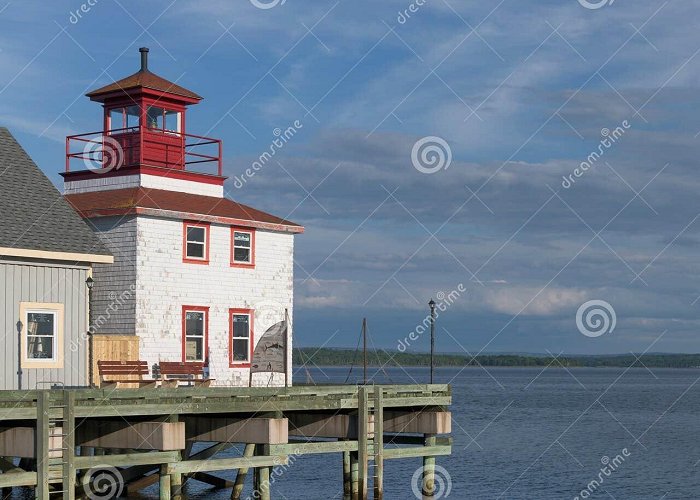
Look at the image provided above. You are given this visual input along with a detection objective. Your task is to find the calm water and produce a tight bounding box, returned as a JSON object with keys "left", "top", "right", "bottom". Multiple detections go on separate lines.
{"left": 16, "top": 367, "right": 700, "bottom": 499}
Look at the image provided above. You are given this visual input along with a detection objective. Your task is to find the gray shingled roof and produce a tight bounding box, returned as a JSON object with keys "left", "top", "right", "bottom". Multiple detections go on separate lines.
{"left": 0, "top": 127, "right": 111, "bottom": 258}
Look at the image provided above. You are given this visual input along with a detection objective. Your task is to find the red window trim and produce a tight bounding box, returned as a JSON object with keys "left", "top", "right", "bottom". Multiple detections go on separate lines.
{"left": 229, "top": 308, "right": 254, "bottom": 368}
{"left": 181, "top": 305, "right": 209, "bottom": 364}
{"left": 183, "top": 220, "right": 210, "bottom": 264}
{"left": 230, "top": 226, "right": 255, "bottom": 268}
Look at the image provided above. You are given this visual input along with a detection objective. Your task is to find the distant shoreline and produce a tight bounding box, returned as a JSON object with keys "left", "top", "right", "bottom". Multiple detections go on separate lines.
{"left": 293, "top": 348, "right": 700, "bottom": 369}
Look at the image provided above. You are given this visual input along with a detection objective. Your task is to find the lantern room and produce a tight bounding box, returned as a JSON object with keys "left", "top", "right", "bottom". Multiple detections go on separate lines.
{"left": 65, "top": 47, "right": 222, "bottom": 178}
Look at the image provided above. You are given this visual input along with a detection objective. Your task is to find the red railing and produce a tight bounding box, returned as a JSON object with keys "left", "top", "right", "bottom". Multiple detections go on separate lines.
{"left": 66, "top": 126, "right": 222, "bottom": 176}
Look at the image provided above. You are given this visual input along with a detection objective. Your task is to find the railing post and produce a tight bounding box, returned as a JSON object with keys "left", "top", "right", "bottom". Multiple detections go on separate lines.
{"left": 36, "top": 391, "right": 50, "bottom": 500}
{"left": 358, "top": 386, "right": 369, "bottom": 500}
{"left": 63, "top": 391, "right": 76, "bottom": 500}
{"left": 373, "top": 386, "right": 383, "bottom": 499}
{"left": 218, "top": 140, "right": 223, "bottom": 176}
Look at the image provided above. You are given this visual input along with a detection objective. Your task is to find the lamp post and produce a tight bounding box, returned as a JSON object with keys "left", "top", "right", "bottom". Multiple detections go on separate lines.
{"left": 86, "top": 276, "right": 94, "bottom": 387}
{"left": 429, "top": 298, "right": 436, "bottom": 384}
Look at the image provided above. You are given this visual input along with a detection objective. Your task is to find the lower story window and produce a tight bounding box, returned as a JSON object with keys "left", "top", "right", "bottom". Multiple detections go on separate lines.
{"left": 183, "top": 306, "right": 208, "bottom": 363}
{"left": 20, "top": 302, "right": 64, "bottom": 369}
{"left": 229, "top": 309, "right": 253, "bottom": 366}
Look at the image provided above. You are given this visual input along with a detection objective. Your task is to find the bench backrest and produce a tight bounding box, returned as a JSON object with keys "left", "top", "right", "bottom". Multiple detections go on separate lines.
{"left": 159, "top": 361, "right": 206, "bottom": 379}
{"left": 98, "top": 360, "right": 150, "bottom": 380}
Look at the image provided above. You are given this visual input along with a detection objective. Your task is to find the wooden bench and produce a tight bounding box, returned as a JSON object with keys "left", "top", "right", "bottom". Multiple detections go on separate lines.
{"left": 97, "top": 360, "right": 156, "bottom": 388}
{"left": 158, "top": 362, "right": 214, "bottom": 387}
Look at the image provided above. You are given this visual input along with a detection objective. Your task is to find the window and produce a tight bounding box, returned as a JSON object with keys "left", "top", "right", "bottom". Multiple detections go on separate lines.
{"left": 229, "top": 309, "right": 253, "bottom": 367}
{"left": 183, "top": 221, "right": 209, "bottom": 264}
{"left": 231, "top": 227, "right": 255, "bottom": 268}
{"left": 182, "top": 306, "right": 208, "bottom": 363}
{"left": 20, "top": 302, "right": 64, "bottom": 369}
{"left": 108, "top": 105, "right": 140, "bottom": 131}
{"left": 147, "top": 106, "right": 180, "bottom": 133}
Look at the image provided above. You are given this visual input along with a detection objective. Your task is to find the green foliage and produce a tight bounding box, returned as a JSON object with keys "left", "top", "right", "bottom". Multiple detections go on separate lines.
{"left": 293, "top": 348, "right": 700, "bottom": 368}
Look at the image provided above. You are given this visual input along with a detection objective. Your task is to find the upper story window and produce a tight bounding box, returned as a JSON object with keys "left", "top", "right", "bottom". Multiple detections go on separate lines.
{"left": 183, "top": 221, "right": 210, "bottom": 264}
{"left": 231, "top": 227, "right": 255, "bottom": 268}
{"left": 20, "top": 302, "right": 64, "bottom": 369}
{"left": 108, "top": 105, "right": 140, "bottom": 132}
{"left": 146, "top": 106, "right": 181, "bottom": 133}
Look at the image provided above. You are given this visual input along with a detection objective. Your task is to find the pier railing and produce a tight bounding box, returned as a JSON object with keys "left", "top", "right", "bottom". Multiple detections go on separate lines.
{"left": 0, "top": 384, "right": 452, "bottom": 499}
{"left": 65, "top": 126, "right": 223, "bottom": 176}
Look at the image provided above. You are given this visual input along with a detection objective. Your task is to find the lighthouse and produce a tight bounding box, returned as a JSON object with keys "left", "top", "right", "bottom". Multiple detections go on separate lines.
{"left": 63, "top": 48, "right": 303, "bottom": 387}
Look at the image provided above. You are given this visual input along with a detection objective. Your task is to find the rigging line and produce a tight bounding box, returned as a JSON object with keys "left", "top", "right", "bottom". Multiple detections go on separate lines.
{"left": 296, "top": 348, "right": 316, "bottom": 385}
{"left": 344, "top": 320, "right": 365, "bottom": 385}
{"left": 366, "top": 322, "right": 395, "bottom": 383}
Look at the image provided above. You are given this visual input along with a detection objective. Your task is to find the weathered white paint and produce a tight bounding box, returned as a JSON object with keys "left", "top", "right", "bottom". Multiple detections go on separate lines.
{"left": 65, "top": 173, "right": 223, "bottom": 197}
{"left": 139, "top": 174, "right": 223, "bottom": 197}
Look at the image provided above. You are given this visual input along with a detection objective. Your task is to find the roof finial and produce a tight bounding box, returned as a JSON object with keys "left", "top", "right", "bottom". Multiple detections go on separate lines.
{"left": 139, "top": 47, "right": 149, "bottom": 72}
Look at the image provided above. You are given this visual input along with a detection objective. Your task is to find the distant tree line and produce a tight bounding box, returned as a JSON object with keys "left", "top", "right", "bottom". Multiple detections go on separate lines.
{"left": 293, "top": 348, "right": 700, "bottom": 369}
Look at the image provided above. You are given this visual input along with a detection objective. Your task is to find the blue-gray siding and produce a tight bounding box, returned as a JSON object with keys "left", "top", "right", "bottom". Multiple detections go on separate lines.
{"left": 0, "top": 259, "right": 89, "bottom": 389}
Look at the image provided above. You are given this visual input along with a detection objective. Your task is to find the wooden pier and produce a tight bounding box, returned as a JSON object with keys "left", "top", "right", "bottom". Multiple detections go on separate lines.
{"left": 0, "top": 384, "right": 451, "bottom": 499}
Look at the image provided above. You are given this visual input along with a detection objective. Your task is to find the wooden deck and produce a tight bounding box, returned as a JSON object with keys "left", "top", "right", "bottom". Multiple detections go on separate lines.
{"left": 0, "top": 384, "right": 451, "bottom": 499}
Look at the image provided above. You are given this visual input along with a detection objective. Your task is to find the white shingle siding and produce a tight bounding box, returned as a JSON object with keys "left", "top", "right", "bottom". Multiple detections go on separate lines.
{"left": 89, "top": 214, "right": 295, "bottom": 386}
{"left": 64, "top": 175, "right": 141, "bottom": 194}
{"left": 89, "top": 216, "right": 137, "bottom": 334}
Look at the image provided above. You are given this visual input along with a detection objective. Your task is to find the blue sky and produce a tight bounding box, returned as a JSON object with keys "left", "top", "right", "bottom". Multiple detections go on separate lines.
{"left": 2, "top": 0, "right": 700, "bottom": 354}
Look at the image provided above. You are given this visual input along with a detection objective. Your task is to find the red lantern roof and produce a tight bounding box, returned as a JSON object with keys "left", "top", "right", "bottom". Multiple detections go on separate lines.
{"left": 86, "top": 47, "right": 202, "bottom": 102}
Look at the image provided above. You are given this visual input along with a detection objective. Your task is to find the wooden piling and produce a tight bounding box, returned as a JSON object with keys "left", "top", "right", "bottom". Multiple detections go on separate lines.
{"left": 160, "top": 464, "right": 171, "bottom": 500}
{"left": 231, "top": 443, "right": 255, "bottom": 500}
{"left": 343, "top": 447, "right": 351, "bottom": 500}
{"left": 350, "top": 451, "right": 359, "bottom": 500}
{"left": 422, "top": 435, "right": 437, "bottom": 498}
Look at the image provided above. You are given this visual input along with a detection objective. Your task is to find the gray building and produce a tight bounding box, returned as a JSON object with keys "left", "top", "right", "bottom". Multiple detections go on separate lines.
{"left": 0, "top": 128, "right": 113, "bottom": 390}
